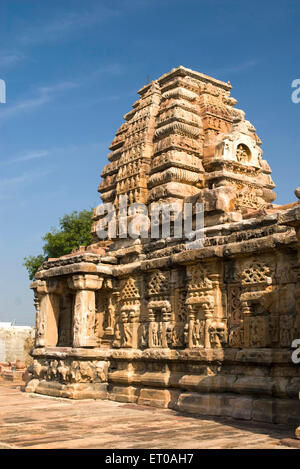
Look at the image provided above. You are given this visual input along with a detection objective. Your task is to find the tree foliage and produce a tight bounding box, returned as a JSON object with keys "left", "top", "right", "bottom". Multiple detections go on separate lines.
{"left": 23, "top": 255, "right": 46, "bottom": 282}
{"left": 24, "top": 209, "right": 93, "bottom": 280}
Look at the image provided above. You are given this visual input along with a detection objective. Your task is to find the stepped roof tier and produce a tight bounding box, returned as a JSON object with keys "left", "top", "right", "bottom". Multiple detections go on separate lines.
{"left": 94, "top": 65, "right": 276, "bottom": 247}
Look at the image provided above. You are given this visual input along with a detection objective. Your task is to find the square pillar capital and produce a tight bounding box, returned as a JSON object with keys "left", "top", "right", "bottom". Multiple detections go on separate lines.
{"left": 68, "top": 274, "right": 103, "bottom": 291}
{"left": 31, "top": 278, "right": 63, "bottom": 296}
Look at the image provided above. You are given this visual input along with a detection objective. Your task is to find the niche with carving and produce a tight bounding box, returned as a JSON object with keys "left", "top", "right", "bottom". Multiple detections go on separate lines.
{"left": 236, "top": 143, "right": 251, "bottom": 163}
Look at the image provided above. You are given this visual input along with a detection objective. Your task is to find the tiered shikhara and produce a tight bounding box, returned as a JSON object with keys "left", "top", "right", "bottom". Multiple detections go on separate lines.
{"left": 26, "top": 67, "right": 300, "bottom": 430}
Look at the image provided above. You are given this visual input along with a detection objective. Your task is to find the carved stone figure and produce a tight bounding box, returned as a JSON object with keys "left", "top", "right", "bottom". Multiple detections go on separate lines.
{"left": 192, "top": 319, "right": 202, "bottom": 347}
{"left": 112, "top": 323, "right": 121, "bottom": 348}
{"left": 140, "top": 323, "right": 148, "bottom": 348}
{"left": 236, "top": 144, "right": 250, "bottom": 163}
{"left": 27, "top": 66, "right": 300, "bottom": 434}
{"left": 208, "top": 321, "right": 227, "bottom": 348}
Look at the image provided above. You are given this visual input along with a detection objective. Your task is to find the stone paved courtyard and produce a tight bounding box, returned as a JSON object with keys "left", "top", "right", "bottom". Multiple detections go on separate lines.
{"left": 0, "top": 382, "right": 298, "bottom": 449}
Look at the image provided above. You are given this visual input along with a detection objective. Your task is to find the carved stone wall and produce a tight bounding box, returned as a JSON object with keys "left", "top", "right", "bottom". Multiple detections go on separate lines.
{"left": 26, "top": 67, "right": 300, "bottom": 431}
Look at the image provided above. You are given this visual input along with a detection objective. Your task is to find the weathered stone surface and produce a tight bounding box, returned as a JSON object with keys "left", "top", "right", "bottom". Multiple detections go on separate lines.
{"left": 252, "top": 399, "right": 274, "bottom": 423}
{"left": 175, "top": 393, "right": 253, "bottom": 420}
{"left": 26, "top": 66, "right": 300, "bottom": 436}
{"left": 108, "top": 385, "right": 139, "bottom": 403}
{"left": 0, "top": 382, "right": 296, "bottom": 449}
{"left": 274, "top": 399, "right": 300, "bottom": 426}
{"left": 138, "top": 388, "right": 178, "bottom": 408}
{"left": 0, "top": 323, "right": 34, "bottom": 364}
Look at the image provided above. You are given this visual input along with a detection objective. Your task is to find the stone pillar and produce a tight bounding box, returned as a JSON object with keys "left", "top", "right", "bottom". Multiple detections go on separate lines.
{"left": 68, "top": 274, "right": 103, "bottom": 348}
{"left": 31, "top": 279, "right": 62, "bottom": 347}
{"left": 278, "top": 192, "right": 300, "bottom": 439}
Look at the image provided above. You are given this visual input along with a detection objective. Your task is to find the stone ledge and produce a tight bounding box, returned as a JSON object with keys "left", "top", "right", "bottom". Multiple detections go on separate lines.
{"left": 31, "top": 346, "right": 294, "bottom": 364}
{"left": 28, "top": 378, "right": 299, "bottom": 426}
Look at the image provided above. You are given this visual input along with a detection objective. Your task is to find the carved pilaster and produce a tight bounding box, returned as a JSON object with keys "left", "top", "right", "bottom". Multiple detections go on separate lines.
{"left": 68, "top": 274, "right": 103, "bottom": 347}
{"left": 31, "top": 279, "right": 63, "bottom": 347}
{"left": 204, "top": 304, "right": 214, "bottom": 349}
{"left": 146, "top": 270, "right": 171, "bottom": 349}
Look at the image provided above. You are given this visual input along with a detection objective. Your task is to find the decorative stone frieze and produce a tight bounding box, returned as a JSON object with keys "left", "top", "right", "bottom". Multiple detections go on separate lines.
{"left": 27, "top": 67, "right": 300, "bottom": 432}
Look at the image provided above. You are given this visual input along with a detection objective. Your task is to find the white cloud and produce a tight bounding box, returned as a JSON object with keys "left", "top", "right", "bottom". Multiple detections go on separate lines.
{"left": 0, "top": 169, "right": 53, "bottom": 202}
{"left": 0, "top": 94, "right": 50, "bottom": 119}
{"left": 89, "top": 63, "right": 124, "bottom": 79}
{"left": 0, "top": 169, "right": 52, "bottom": 210}
{"left": 213, "top": 60, "right": 261, "bottom": 76}
{"left": 0, "top": 80, "right": 79, "bottom": 120}
{"left": 0, "top": 6, "right": 119, "bottom": 72}
{"left": 0, "top": 141, "right": 105, "bottom": 169}
{"left": 0, "top": 169, "right": 51, "bottom": 189}
{"left": 18, "top": 5, "right": 118, "bottom": 46}
{"left": 37, "top": 81, "right": 79, "bottom": 95}
{"left": 0, "top": 63, "right": 124, "bottom": 120}
{"left": 0, "top": 150, "right": 49, "bottom": 166}
{"left": 49, "top": 141, "right": 107, "bottom": 156}
{"left": 0, "top": 52, "right": 26, "bottom": 68}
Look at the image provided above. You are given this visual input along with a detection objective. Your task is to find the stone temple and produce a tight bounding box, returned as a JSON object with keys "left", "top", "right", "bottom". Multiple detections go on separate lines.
{"left": 26, "top": 66, "right": 300, "bottom": 433}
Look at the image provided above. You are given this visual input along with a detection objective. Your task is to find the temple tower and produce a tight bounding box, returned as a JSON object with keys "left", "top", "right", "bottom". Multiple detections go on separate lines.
{"left": 94, "top": 66, "right": 276, "bottom": 246}
{"left": 27, "top": 67, "right": 300, "bottom": 431}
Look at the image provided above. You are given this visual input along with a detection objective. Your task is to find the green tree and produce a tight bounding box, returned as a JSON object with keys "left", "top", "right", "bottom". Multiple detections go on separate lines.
{"left": 23, "top": 254, "right": 46, "bottom": 282}
{"left": 24, "top": 209, "right": 94, "bottom": 280}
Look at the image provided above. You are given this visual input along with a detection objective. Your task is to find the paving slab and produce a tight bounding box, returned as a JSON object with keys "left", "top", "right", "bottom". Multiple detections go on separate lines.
{"left": 0, "top": 382, "right": 298, "bottom": 449}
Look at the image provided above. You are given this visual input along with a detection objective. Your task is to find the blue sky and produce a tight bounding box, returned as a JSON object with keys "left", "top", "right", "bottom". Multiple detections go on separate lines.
{"left": 0, "top": 0, "right": 299, "bottom": 325}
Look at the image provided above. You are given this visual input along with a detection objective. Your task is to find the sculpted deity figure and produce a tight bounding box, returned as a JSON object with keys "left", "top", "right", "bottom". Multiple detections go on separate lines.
{"left": 157, "top": 322, "right": 163, "bottom": 347}
{"left": 106, "top": 300, "right": 115, "bottom": 330}
{"left": 123, "top": 326, "right": 132, "bottom": 347}
{"left": 151, "top": 322, "right": 163, "bottom": 347}
{"left": 192, "top": 319, "right": 201, "bottom": 347}
{"left": 166, "top": 324, "right": 173, "bottom": 347}
{"left": 140, "top": 324, "right": 148, "bottom": 348}
{"left": 152, "top": 322, "right": 158, "bottom": 347}
{"left": 236, "top": 144, "right": 250, "bottom": 163}
{"left": 184, "top": 324, "right": 189, "bottom": 347}
{"left": 120, "top": 312, "right": 132, "bottom": 347}
{"left": 113, "top": 323, "right": 121, "bottom": 348}
{"left": 209, "top": 321, "right": 227, "bottom": 348}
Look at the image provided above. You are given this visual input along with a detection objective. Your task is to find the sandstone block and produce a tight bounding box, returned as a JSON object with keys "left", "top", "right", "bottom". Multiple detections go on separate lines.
{"left": 138, "top": 388, "right": 178, "bottom": 408}
{"left": 108, "top": 385, "right": 139, "bottom": 403}
{"left": 252, "top": 399, "right": 275, "bottom": 423}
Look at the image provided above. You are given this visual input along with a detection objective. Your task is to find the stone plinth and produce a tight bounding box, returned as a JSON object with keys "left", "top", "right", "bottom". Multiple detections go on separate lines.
{"left": 26, "top": 67, "right": 300, "bottom": 432}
